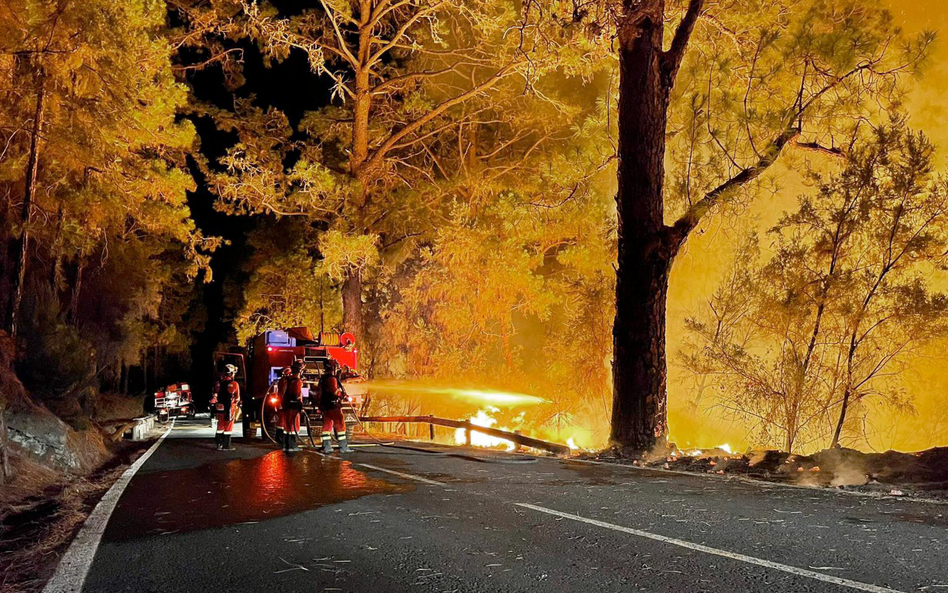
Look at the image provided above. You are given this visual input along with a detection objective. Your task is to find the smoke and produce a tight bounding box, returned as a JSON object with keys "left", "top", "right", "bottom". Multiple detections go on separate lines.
{"left": 362, "top": 380, "right": 548, "bottom": 407}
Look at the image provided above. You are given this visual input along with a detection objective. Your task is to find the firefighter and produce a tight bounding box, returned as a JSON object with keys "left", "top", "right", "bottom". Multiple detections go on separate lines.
{"left": 213, "top": 364, "right": 240, "bottom": 450}
{"left": 272, "top": 366, "right": 292, "bottom": 447}
{"left": 280, "top": 360, "right": 304, "bottom": 452}
{"left": 318, "top": 359, "right": 351, "bottom": 454}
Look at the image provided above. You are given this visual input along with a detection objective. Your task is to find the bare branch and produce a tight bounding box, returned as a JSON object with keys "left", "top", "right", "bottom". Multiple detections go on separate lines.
{"left": 662, "top": 0, "right": 704, "bottom": 88}
{"left": 667, "top": 126, "right": 800, "bottom": 251}
{"left": 363, "top": 63, "right": 518, "bottom": 171}
{"left": 793, "top": 139, "right": 846, "bottom": 158}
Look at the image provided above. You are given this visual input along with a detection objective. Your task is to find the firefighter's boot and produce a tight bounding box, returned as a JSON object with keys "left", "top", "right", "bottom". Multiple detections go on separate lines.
{"left": 286, "top": 433, "right": 301, "bottom": 452}
{"left": 337, "top": 432, "right": 352, "bottom": 454}
{"left": 275, "top": 429, "right": 285, "bottom": 448}
{"left": 321, "top": 433, "right": 333, "bottom": 454}
{"left": 215, "top": 433, "right": 223, "bottom": 450}
{"left": 222, "top": 434, "right": 235, "bottom": 451}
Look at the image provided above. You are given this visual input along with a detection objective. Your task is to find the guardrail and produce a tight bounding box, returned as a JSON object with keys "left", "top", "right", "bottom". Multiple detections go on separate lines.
{"left": 104, "top": 415, "right": 156, "bottom": 442}
{"left": 359, "top": 415, "right": 571, "bottom": 456}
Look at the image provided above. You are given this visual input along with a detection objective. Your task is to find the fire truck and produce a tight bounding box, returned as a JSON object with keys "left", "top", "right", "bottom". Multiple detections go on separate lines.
{"left": 154, "top": 383, "right": 195, "bottom": 422}
{"left": 214, "top": 327, "right": 366, "bottom": 441}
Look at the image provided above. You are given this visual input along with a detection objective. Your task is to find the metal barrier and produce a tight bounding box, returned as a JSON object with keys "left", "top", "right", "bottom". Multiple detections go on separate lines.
{"left": 105, "top": 415, "right": 156, "bottom": 442}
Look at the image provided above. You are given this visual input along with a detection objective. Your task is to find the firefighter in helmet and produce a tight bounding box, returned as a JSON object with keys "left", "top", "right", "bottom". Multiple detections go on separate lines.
{"left": 318, "top": 359, "right": 351, "bottom": 454}
{"left": 213, "top": 364, "right": 240, "bottom": 450}
{"left": 271, "top": 366, "right": 293, "bottom": 446}
{"left": 279, "top": 360, "right": 304, "bottom": 452}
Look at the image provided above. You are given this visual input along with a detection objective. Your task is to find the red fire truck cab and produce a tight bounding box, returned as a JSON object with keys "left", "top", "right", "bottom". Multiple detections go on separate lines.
{"left": 214, "top": 327, "right": 365, "bottom": 440}
{"left": 154, "top": 383, "right": 195, "bottom": 422}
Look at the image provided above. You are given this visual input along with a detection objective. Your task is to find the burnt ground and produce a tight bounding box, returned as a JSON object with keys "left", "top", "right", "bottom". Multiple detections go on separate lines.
{"left": 34, "top": 417, "right": 948, "bottom": 593}
{"left": 584, "top": 446, "right": 948, "bottom": 500}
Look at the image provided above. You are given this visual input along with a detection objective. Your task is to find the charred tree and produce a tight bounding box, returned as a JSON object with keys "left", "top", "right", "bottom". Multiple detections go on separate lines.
{"left": 610, "top": 0, "right": 702, "bottom": 453}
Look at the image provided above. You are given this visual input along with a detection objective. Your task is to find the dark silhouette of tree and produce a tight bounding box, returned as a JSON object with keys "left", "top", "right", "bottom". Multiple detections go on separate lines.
{"left": 530, "top": 0, "right": 932, "bottom": 453}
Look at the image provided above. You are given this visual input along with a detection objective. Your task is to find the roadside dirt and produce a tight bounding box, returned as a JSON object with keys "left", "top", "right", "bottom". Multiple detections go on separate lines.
{"left": 0, "top": 432, "right": 159, "bottom": 593}
{"left": 585, "top": 446, "right": 948, "bottom": 500}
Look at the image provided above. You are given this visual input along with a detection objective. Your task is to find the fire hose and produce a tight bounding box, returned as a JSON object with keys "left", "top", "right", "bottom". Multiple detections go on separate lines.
{"left": 259, "top": 397, "right": 320, "bottom": 448}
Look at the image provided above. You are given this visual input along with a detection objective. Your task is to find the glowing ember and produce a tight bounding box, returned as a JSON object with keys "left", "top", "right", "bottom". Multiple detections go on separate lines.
{"left": 454, "top": 408, "right": 515, "bottom": 451}
{"left": 718, "top": 444, "right": 733, "bottom": 454}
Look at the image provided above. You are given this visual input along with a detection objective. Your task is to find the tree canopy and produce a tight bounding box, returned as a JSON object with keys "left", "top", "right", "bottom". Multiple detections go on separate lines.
{"left": 2, "top": 0, "right": 945, "bottom": 455}
{"left": 0, "top": 0, "right": 214, "bottom": 417}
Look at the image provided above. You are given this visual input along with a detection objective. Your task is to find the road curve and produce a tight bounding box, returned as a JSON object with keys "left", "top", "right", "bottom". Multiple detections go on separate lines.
{"left": 60, "top": 418, "right": 948, "bottom": 593}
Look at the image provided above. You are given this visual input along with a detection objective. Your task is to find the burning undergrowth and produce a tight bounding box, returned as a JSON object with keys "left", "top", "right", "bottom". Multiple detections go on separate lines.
{"left": 589, "top": 445, "right": 948, "bottom": 498}
{"left": 361, "top": 380, "right": 605, "bottom": 451}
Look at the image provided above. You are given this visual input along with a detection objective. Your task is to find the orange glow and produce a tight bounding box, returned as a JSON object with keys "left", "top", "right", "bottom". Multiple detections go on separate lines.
{"left": 364, "top": 380, "right": 547, "bottom": 407}
{"left": 454, "top": 408, "right": 515, "bottom": 450}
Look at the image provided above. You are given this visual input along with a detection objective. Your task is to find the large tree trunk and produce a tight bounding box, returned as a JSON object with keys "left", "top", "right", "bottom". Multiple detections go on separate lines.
{"left": 610, "top": 9, "right": 673, "bottom": 454}
{"left": 5, "top": 71, "right": 46, "bottom": 341}
{"left": 343, "top": 54, "right": 371, "bottom": 355}
{"left": 342, "top": 272, "right": 364, "bottom": 341}
{"left": 611, "top": 253, "right": 672, "bottom": 452}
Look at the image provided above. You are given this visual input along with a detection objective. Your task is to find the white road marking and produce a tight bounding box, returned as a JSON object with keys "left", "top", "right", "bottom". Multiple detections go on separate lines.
{"left": 43, "top": 422, "right": 174, "bottom": 593}
{"left": 357, "top": 463, "right": 447, "bottom": 486}
{"left": 516, "top": 503, "right": 904, "bottom": 593}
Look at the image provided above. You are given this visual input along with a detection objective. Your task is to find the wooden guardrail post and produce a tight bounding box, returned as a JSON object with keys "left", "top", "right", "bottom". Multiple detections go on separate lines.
{"left": 464, "top": 420, "right": 472, "bottom": 446}
{"left": 429, "top": 422, "right": 435, "bottom": 441}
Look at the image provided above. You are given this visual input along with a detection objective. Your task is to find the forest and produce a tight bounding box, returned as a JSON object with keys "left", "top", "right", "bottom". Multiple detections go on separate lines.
{"left": 2, "top": 0, "right": 946, "bottom": 459}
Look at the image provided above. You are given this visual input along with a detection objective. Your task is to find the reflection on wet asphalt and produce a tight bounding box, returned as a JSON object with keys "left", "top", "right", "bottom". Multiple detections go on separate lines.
{"left": 103, "top": 442, "right": 412, "bottom": 540}
{"left": 80, "top": 420, "right": 948, "bottom": 593}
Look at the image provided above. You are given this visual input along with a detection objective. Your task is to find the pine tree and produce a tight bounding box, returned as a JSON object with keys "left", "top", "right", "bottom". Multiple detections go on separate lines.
{"left": 0, "top": 0, "right": 214, "bottom": 399}
{"left": 681, "top": 124, "right": 948, "bottom": 451}
{"left": 173, "top": 0, "right": 571, "bottom": 349}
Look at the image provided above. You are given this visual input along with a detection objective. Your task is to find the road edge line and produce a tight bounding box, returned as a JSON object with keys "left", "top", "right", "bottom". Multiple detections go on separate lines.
{"left": 42, "top": 422, "right": 174, "bottom": 593}
{"left": 515, "top": 502, "right": 904, "bottom": 593}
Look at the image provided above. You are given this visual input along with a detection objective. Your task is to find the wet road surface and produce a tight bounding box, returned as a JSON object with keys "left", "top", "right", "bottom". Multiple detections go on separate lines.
{"left": 77, "top": 418, "right": 948, "bottom": 592}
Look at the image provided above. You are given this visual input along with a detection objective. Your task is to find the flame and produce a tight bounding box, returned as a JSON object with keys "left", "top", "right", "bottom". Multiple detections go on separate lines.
{"left": 566, "top": 437, "right": 579, "bottom": 450}
{"left": 363, "top": 380, "right": 548, "bottom": 407}
{"left": 454, "top": 408, "right": 515, "bottom": 451}
{"left": 718, "top": 443, "right": 733, "bottom": 454}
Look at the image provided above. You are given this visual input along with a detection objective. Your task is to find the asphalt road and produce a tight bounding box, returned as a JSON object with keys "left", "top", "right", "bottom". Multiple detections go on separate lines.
{"left": 69, "top": 418, "right": 948, "bottom": 593}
